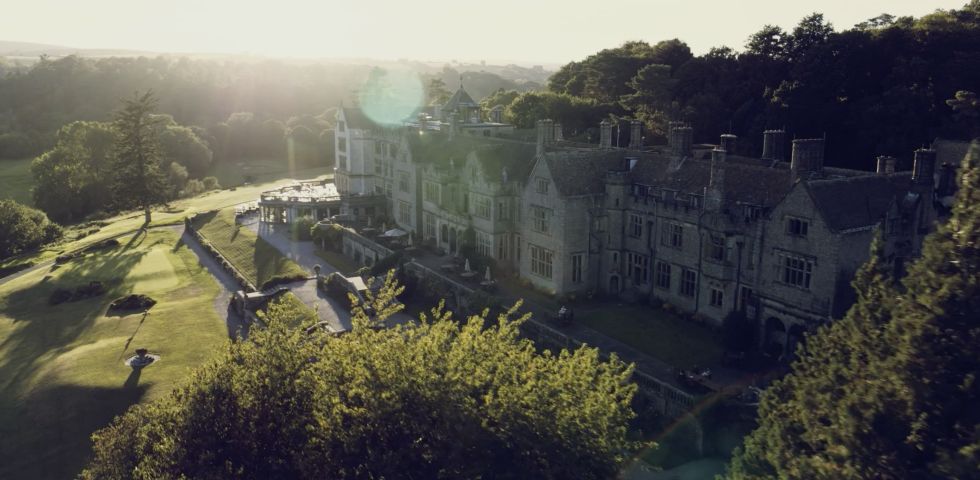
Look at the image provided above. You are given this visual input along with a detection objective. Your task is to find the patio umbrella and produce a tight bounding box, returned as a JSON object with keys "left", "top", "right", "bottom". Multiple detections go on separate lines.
{"left": 383, "top": 228, "right": 408, "bottom": 238}
{"left": 484, "top": 266, "right": 491, "bottom": 282}
{"left": 464, "top": 258, "right": 471, "bottom": 273}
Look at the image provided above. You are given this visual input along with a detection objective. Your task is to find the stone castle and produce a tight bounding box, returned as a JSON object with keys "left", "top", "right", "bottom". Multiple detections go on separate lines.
{"left": 329, "top": 85, "right": 939, "bottom": 355}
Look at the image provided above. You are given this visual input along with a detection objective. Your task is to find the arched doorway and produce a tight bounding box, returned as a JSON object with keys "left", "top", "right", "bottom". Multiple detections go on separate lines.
{"left": 609, "top": 275, "right": 620, "bottom": 293}
{"left": 441, "top": 224, "right": 449, "bottom": 244}
{"left": 786, "top": 324, "right": 807, "bottom": 360}
{"left": 449, "top": 228, "right": 457, "bottom": 254}
{"left": 765, "top": 317, "right": 787, "bottom": 359}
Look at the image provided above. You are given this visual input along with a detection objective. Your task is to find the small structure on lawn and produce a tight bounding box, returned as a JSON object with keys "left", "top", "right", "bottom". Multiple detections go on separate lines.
{"left": 258, "top": 180, "right": 384, "bottom": 225}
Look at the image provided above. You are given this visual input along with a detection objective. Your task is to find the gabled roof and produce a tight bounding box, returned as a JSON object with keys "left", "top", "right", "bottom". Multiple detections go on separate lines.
{"left": 443, "top": 87, "right": 479, "bottom": 112}
{"left": 339, "top": 107, "right": 379, "bottom": 130}
{"left": 805, "top": 173, "right": 914, "bottom": 232}
{"left": 544, "top": 151, "right": 626, "bottom": 196}
{"left": 628, "top": 151, "right": 794, "bottom": 208}
{"left": 406, "top": 133, "right": 536, "bottom": 183}
{"left": 932, "top": 138, "right": 972, "bottom": 167}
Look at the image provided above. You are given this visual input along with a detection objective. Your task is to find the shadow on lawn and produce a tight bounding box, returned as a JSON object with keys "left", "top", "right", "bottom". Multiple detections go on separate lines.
{"left": 0, "top": 382, "right": 150, "bottom": 480}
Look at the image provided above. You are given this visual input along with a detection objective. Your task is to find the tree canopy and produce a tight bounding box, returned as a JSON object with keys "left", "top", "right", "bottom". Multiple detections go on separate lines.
{"left": 112, "top": 91, "right": 169, "bottom": 224}
{"left": 83, "top": 274, "right": 637, "bottom": 479}
{"left": 0, "top": 199, "right": 62, "bottom": 259}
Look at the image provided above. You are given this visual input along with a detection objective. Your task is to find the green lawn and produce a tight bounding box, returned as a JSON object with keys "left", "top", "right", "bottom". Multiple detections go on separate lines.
{"left": 0, "top": 228, "right": 229, "bottom": 479}
{"left": 208, "top": 158, "right": 332, "bottom": 188}
{"left": 192, "top": 209, "right": 308, "bottom": 289}
{"left": 579, "top": 305, "right": 724, "bottom": 368}
{"left": 0, "top": 158, "right": 34, "bottom": 205}
{"left": 0, "top": 168, "right": 332, "bottom": 271}
{"left": 314, "top": 247, "right": 360, "bottom": 276}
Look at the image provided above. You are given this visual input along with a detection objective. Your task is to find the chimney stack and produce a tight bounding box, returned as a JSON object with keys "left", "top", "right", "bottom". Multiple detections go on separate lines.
{"left": 913, "top": 148, "right": 937, "bottom": 186}
{"left": 669, "top": 126, "right": 693, "bottom": 158}
{"left": 536, "top": 119, "right": 551, "bottom": 156}
{"left": 599, "top": 119, "right": 613, "bottom": 148}
{"left": 876, "top": 156, "right": 896, "bottom": 175}
{"left": 704, "top": 147, "right": 726, "bottom": 211}
{"left": 790, "top": 138, "right": 825, "bottom": 180}
{"left": 720, "top": 134, "right": 737, "bottom": 154}
{"left": 762, "top": 129, "right": 786, "bottom": 162}
{"left": 629, "top": 120, "right": 642, "bottom": 150}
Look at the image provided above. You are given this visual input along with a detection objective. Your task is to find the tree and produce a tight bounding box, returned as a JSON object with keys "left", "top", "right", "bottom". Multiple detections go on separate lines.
{"left": 83, "top": 273, "right": 637, "bottom": 479}
{"left": 0, "top": 199, "right": 62, "bottom": 259}
{"left": 112, "top": 91, "right": 170, "bottom": 225}
{"left": 426, "top": 77, "right": 451, "bottom": 105}
{"left": 158, "top": 124, "right": 213, "bottom": 177}
{"left": 31, "top": 121, "right": 116, "bottom": 222}
{"left": 727, "top": 143, "right": 980, "bottom": 479}
{"left": 745, "top": 25, "right": 789, "bottom": 59}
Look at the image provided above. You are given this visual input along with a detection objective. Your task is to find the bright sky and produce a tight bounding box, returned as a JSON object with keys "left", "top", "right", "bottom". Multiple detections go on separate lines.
{"left": 1, "top": 0, "right": 967, "bottom": 65}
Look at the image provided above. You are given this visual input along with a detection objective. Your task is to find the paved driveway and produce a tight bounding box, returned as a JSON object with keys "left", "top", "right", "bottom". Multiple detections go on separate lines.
{"left": 241, "top": 215, "right": 412, "bottom": 329}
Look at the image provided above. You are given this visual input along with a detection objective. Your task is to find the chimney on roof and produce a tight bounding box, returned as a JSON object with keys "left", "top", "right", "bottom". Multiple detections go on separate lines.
{"left": 791, "top": 138, "right": 825, "bottom": 180}
{"left": 600, "top": 119, "right": 613, "bottom": 148}
{"left": 670, "top": 126, "right": 693, "bottom": 158}
{"left": 537, "top": 119, "right": 555, "bottom": 156}
{"left": 629, "top": 120, "right": 643, "bottom": 150}
{"left": 720, "top": 134, "right": 737, "bottom": 154}
{"left": 762, "top": 129, "right": 786, "bottom": 162}
{"left": 912, "top": 148, "right": 937, "bottom": 186}
{"left": 876, "top": 156, "right": 896, "bottom": 175}
{"left": 667, "top": 121, "right": 685, "bottom": 147}
{"left": 705, "top": 147, "right": 726, "bottom": 211}
{"left": 554, "top": 122, "right": 564, "bottom": 142}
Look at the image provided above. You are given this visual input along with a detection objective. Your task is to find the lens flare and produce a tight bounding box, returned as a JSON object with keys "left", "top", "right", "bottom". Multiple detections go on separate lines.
{"left": 358, "top": 68, "right": 424, "bottom": 126}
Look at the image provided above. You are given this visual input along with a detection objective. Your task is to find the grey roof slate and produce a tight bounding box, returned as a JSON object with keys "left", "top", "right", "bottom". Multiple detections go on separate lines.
{"left": 805, "top": 173, "right": 915, "bottom": 232}
{"left": 407, "top": 133, "right": 536, "bottom": 183}
{"left": 443, "top": 87, "right": 479, "bottom": 112}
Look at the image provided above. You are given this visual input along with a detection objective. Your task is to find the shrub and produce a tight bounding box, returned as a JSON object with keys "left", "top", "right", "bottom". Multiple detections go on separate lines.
{"left": 108, "top": 294, "right": 157, "bottom": 312}
{"left": 290, "top": 216, "right": 316, "bottom": 241}
{"left": 0, "top": 199, "right": 64, "bottom": 259}
{"left": 202, "top": 176, "right": 221, "bottom": 190}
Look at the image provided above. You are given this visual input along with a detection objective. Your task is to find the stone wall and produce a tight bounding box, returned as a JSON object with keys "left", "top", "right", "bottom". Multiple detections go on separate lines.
{"left": 341, "top": 229, "right": 394, "bottom": 269}
{"left": 185, "top": 214, "right": 257, "bottom": 293}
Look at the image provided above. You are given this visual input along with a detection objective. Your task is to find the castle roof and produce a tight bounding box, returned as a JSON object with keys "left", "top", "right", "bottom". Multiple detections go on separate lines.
{"left": 339, "top": 107, "right": 379, "bottom": 130}
{"left": 544, "top": 150, "right": 626, "bottom": 196}
{"left": 806, "top": 173, "right": 915, "bottom": 232}
{"left": 406, "top": 133, "right": 536, "bottom": 183}
{"left": 443, "top": 87, "right": 479, "bottom": 112}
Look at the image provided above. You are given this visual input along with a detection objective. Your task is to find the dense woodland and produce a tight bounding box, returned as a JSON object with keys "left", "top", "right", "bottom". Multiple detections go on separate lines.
{"left": 496, "top": 4, "right": 980, "bottom": 171}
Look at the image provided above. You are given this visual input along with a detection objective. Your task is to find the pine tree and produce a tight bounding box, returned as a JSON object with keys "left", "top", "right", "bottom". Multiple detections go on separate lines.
{"left": 112, "top": 91, "right": 169, "bottom": 225}
{"left": 887, "top": 142, "right": 980, "bottom": 477}
{"left": 728, "top": 143, "right": 980, "bottom": 479}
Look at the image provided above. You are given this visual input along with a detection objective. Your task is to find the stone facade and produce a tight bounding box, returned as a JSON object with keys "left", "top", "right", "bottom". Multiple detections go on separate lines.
{"left": 330, "top": 87, "right": 940, "bottom": 356}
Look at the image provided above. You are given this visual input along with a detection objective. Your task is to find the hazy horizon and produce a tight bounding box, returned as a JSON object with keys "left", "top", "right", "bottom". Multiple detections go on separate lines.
{"left": 1, "top": 0, "right": 967, "bottom": 65}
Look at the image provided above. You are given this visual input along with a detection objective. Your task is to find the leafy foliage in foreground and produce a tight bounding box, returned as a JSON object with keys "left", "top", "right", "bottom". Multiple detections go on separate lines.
{"left": 727, "top": 142, "right": 980, "bottom": 479}
{"left": 83, "top": 272, "right": 636, "bottom": 479}
{"left": 0, "top": 199, "right": 62, "bottom": 259}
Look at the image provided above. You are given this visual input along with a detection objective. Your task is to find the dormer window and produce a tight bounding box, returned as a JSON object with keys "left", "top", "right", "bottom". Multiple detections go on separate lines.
{"left": 535, "top": 177, "right": 549, "bottom": 194}
{"left": 786, "top": 217, "right": 809, "bottom": 237}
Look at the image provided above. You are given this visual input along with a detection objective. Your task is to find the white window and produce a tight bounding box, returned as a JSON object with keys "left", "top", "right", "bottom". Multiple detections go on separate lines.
{"left": 629, "top": 214, "right": 643, "bottom": 238}
{"left": 529, "top": 244, "right": 554, "bottom": 279}
{"left": 385, "top": 182, "right": 392, "bottom": 198}
{"left": 338, "top": 138, "right": 347, "bottom": 153}
{"left": 536, "top": 177, "right": 549, "bottom": 194}
{"left": 531, "top": 206, "right": 550, "bottom": 234}
{"left": 778, "top": 252, "right": 813, "bottom": 289}
{"left": 655, "top": 261, "right": 671, "bottom": 290}
{"left": 571, "top": 253, "right": 584, "bottom": 283}
{"left": 497, "top": 200, "right": 509, "bottom": 220}
{"left": 710, "top": 287, "right": 724, "bottom": 307}
{"left": 398, "top": 201, "right": 411, "bottom": 224}
{"left": 661, "top": 222, "right": 683, "bottom": 248}
{"left": 708, "top": 235, "right": 726, "bottom": 261}
{"left": 680, "top": 269, "right": 697, "bottom": 297}
{"left": 476, "top": 231, "right": 493, "bottom": 257}
{"left": 786, "top": 217, "right": 809, "bottom": 237}
{"left": 627, "top": 252, "right": 649, "bottom": 284}
{"left": 424, "top": 181, "right": 439, "bottom": 202}
{"left": 398, "top": 172, "right": 410, "bottom": 193}
{"left": 338, "top": 154, "right": 347, "bottom": 171}
{"left": 474, "top": 194, "right": 491, "bottom": 219}
{"left": 424, "top": 213, "right": 436, "bottom": 240}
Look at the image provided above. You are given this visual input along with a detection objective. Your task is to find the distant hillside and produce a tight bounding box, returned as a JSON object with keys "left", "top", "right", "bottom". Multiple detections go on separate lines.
{"left": 0, "top": 40, "right": 148, "bottom": 58}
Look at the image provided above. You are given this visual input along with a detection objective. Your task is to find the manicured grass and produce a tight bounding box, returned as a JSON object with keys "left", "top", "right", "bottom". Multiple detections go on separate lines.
{"left": 208, "top": 158, "right": 330, "bottom": 188}
{"left": 0, "top": 168, "right": 332, "bottom": 271}
{"left": 578, "top": 305, "right": 724, "bottom": 368}
{"left": 314, "top": 247, "right": 360, "bottom": 276}
{"left": 0, "top": 158, "right": 34, "bottom": 205}
{"left": 0, "top": 228, "right": 229, "bottom": 479}
{"left": 192, "top": 209, "right": 308, "bottom": 288}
